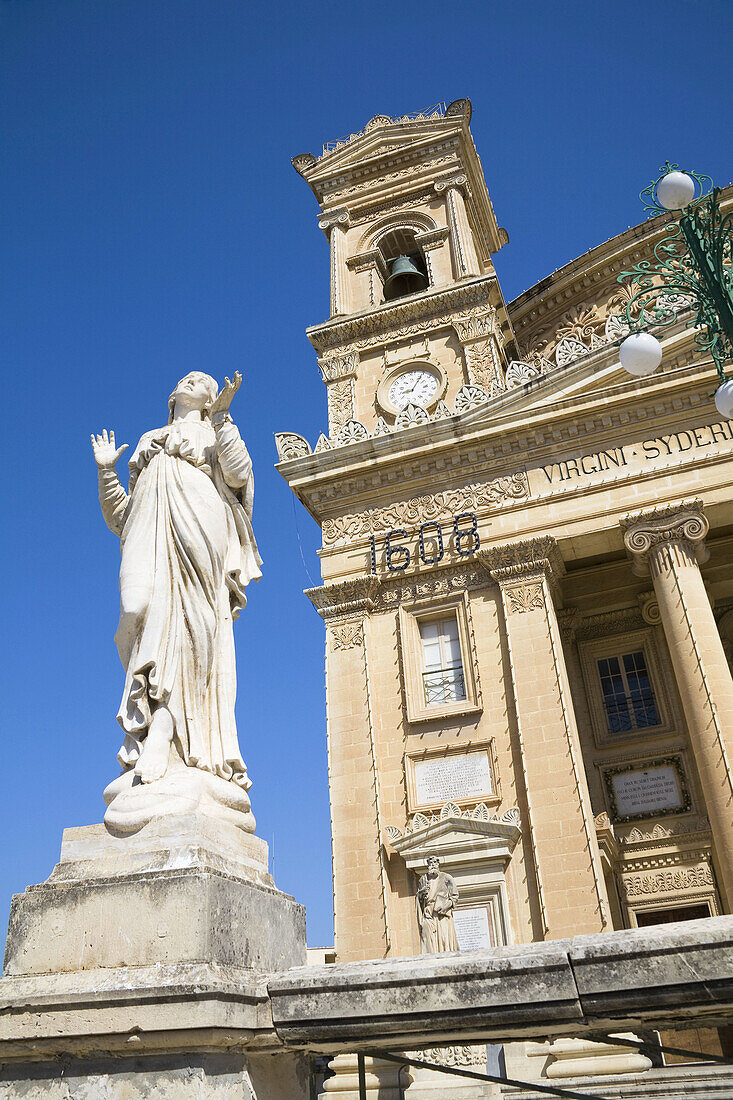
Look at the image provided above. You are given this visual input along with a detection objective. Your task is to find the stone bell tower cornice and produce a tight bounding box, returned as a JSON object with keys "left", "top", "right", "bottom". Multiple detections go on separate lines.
{"left": 292, "top": 99, "right": 509, "bottom": 264}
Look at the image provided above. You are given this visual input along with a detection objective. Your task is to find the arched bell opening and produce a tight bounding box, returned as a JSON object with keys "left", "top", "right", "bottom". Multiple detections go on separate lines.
{"left": 377, "top": 228, "right": 429, "bottom": 301}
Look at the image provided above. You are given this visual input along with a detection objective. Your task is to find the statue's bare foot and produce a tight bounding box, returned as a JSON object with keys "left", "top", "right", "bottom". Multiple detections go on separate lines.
{"left": 134, "top": 738, "right": 170, "bottom": 784}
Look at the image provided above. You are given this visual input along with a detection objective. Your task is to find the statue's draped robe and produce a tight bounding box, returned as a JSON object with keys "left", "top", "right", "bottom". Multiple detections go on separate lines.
{"left": 106, "top": 419, "right": 262, "bottom": 788}
{"left": 416, "top": 871, "right": 460, "bottom": 953}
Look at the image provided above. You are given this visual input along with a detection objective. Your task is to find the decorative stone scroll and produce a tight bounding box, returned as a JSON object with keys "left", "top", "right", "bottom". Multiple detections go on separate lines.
{"left": 621, "top": 499, "right": 709, "bottom": 576}
{"left": 275, "top": 432, "right": 312, "bottom": 461}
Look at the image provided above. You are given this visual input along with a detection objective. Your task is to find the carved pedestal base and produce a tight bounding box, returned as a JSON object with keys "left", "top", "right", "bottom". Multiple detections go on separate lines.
{"left": 103, "top": 755, "right": 256, "bottom": 834}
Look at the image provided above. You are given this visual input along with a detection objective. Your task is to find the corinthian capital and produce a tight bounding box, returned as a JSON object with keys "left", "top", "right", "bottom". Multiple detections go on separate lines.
{"left": 620, "top": 499, "right": 709, "bottom": 576}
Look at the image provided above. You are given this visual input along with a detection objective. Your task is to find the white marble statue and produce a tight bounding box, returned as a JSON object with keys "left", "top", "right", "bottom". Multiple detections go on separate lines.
{"left": 92, "top": 371, "right": 262, "bottom": 832}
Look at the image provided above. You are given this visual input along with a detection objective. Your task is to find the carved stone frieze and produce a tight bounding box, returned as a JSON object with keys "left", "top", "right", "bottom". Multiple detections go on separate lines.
{"left": 306, "top": 576, "right": 380, "bottom": 620}
{"left": 324, "top": 155, "right": 457, "bottom": 204}
{"left": 574, "top": 606, "right": 645, "bottom": 640}
{"left": 621, "top": 863, "right": 714, "bottom": 899}
{"left": 409, "top": 1045, "right": 487, "bottom": 1068}
{"left": 321, "top": 471, "right": 529, "bottom": 547}
{"left": 372, "top": 563, "right": 491, "bottom": 610}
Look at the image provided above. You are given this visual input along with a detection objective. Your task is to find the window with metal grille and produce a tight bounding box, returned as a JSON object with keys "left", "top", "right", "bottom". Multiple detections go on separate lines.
{"left": 597, "top": 650, "right": 660, "bottom": 734}
{"left": 419, "top": 616, "right": 466, "bottom": 707}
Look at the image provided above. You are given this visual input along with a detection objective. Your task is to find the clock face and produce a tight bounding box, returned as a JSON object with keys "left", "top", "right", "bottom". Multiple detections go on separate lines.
{"left": 387, "top": 369, "right": 440, "bottom": 411}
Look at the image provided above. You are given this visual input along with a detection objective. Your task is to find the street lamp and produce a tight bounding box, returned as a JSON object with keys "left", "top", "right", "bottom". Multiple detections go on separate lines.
{"left": 617, "top": 162, "right": 733, "bottom": 418}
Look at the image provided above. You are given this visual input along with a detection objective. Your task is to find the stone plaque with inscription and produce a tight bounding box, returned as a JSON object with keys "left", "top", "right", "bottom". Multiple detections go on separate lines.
{"left": 608, "top": 762, "right": 687, "bottom": 820}
{"left": 413, "top": 749, "right": 492, "bottom": 808}
{"left": 453, "top": 906, "right": 493, "bottom": 950}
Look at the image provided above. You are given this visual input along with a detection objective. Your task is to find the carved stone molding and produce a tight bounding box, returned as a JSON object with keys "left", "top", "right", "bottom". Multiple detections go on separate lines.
{"left": 329, "top": 619, "right": 365, "bottom": 650}
{"left": 479, "top": 536, "right": 566, "bottom": 584}
{"left": 321, "top": 471, "right": 529, "bottom": 547}
{"left": 372, "top": 563, "right": 491, "bottom": 610}
{"left": 306, "top": 576, "right": 380, "bottom": 620}
{"left": 318, "top": 352, "right": 359, "bottom": 382}
{"left": 451, "top": 307, "right": 496, "bottom": 343}
{"left": 408, "top": 1045, "right": 486, "bottom": 1069}
{"left": 505, "top": 583, "right": 544, "bottom": 615}
{"left": 307, "top": 279, "right": 495, "bottom": 357}
{"left": 621, "top": 499, "right": 710, "bottom": 577}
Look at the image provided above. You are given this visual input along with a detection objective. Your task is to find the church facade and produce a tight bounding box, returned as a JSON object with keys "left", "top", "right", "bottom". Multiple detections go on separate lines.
{"left": 276, "top": 100, "right": 733, "bottom": 1086}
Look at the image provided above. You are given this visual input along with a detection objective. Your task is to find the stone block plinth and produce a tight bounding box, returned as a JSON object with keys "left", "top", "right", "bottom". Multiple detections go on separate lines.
{"left": 4, "top": 815, "right": 305, "bottom": 978}
{"left": 0, "top": 814, "right": 309, "bottom": 1099}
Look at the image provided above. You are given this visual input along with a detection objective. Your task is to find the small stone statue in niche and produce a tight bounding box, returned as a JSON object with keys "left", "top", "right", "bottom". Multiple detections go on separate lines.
{"left": 416, "top": 855, "right": 459, "bottom": 952}
{"left": 91, "top": 370, "right": 262, "bottom": 834}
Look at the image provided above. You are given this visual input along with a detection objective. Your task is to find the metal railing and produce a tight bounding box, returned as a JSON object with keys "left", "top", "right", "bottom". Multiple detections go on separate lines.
{"left": 422, "top": 665, "right": 466, "bottom": 706}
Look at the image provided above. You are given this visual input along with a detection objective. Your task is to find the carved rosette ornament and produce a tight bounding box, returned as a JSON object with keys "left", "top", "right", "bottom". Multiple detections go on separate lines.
{"left": 621, "top": 500, "right": 710, "bottom": 578}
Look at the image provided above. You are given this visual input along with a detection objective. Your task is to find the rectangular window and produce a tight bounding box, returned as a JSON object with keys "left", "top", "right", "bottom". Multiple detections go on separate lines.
{"left": 419, "top": 616, "right": 466, "bottom": 707}
{"left": 398, "top": 595, "right": 480, "bottom": 723}
{"left": 597, "top": 650, "right": 660, "bottom": 734}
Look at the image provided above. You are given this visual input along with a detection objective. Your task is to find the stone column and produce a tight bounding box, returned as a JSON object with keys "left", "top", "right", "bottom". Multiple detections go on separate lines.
{"left": 307, "top": 578, "right": 391, "bottom": 961}
{"left": 481, "top": 538, "right": 610, "bottom": 938}
{"left": 621, "top": 500, "right": 733, "bottom": 908}
{"left": 319, "top": 209, "right": 351, "bottom": 316}
{"left": 435, "top": 174, "right": 480, "bottom": 279}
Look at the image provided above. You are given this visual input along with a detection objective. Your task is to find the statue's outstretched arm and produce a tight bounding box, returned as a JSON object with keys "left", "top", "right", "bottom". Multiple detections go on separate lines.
{"left": 209, "top": 372, "right": 252, "bottom": 492}
{"left": 213, "top": 415, "right": 253, "bottom": 490}
{"left": 91, "top": 430, "right": 129, "bottom": 538}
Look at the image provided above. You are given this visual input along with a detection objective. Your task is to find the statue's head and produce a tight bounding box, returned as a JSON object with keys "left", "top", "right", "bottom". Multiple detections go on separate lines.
{"left": 426, "top": 856, "right": 440, "bottom": 874}
{"left": 168, "top": 372, "right": 219, "bottom": 423}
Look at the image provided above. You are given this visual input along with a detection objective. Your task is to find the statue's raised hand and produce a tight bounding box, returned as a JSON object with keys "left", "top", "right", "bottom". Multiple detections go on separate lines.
{"left": 210, "top": 371, "right": 242, "bottom": 420}
{"left": 91, "top": 429, "right": 128, "bottom": 469}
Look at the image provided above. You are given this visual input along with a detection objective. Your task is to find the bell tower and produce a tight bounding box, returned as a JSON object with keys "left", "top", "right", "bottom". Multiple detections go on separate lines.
{"left": 290, "top": 99, "right": 516, "bottom": 441}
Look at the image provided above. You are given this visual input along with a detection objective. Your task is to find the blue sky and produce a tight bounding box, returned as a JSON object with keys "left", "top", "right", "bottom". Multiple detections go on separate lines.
{"left": 1, "top": 0, "right": 731, "bottom": 950}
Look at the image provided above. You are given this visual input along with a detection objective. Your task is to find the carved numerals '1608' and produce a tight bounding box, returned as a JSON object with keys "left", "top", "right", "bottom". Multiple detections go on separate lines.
{"left": 369, "top": 513, "right": 480, "bottom": 574}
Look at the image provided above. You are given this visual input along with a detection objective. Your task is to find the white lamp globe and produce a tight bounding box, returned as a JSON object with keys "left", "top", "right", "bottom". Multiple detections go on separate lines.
{"left": 656, "top": 170, "right": 695, "bottom": 211}
{"left": 714, "top": 379, "right": 733, "bottom": 419}
{"left": 619, "top": 332, "right": 663, "bottom": 376}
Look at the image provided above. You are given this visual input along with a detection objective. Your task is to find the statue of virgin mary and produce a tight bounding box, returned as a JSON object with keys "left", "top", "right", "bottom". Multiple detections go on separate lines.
{"left": 91, "top": 371, "right": 262, "bottom": 832}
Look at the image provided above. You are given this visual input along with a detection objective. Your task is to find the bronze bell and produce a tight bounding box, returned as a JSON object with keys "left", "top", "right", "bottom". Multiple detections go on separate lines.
{"left": 383, "top": 254, "right": 428, "bottom": 301}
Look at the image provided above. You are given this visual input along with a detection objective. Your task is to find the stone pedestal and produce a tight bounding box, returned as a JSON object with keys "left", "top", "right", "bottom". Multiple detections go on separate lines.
{"left": 0, "top": 814, "right": 309, "bottom": 1099}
